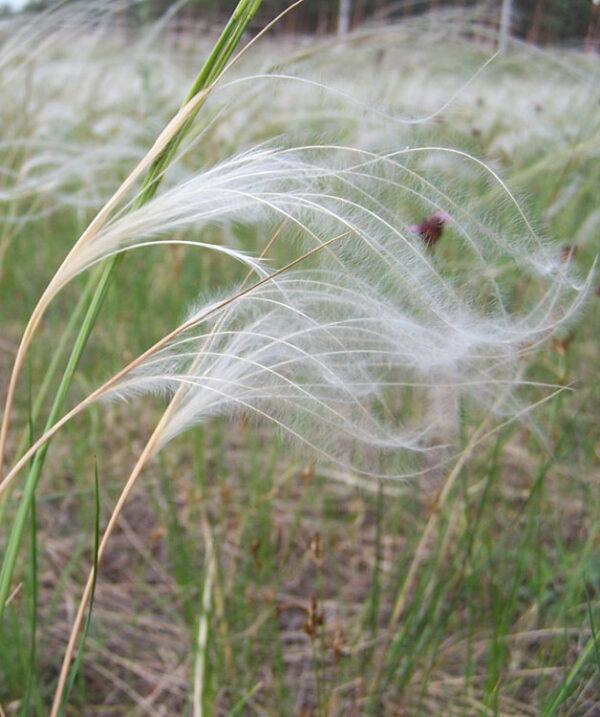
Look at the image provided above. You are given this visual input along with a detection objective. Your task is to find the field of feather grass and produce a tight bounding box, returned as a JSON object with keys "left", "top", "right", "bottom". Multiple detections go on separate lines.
{"left": 1, "top": 3, "right": 600, "bottom": 715}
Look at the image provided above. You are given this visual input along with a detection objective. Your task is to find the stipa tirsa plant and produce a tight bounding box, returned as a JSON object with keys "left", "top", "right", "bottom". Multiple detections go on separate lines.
{"left": 1, "top": 144, "right": 588, "bottom": 490}
{"left": 0, "top": 3, "right": 596, "bottom": 712}
{"left": 95, "top": 145, "right": 585, "bottom": 454}
{"left": 35, "top": 140, "right": 591, "bottom": 712}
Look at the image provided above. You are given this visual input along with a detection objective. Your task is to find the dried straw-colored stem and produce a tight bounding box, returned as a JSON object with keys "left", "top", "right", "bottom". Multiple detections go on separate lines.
{"left": 0, "top": 232, "right": 345, "bottom": 500}
{"left": 0, "top": 88, "right": 210, "bottom": 478}
{"left": 0, "top": 0, "right": 309, "bottom": 484}
{"left": 48, "top": 225, "right": 346, "bottom": 713}
{"left": 49, "top": 399, "right": 176, "bottom": 716}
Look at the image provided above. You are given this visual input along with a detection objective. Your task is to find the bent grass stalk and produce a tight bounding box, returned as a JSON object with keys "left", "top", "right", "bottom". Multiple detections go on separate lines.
{"left": 48, "top": 224, "right": 294, "bottom": 712}
{"left": 0, "top": 0, "right": 309, "bottom": 470}
{"left": 0, "top": 89, "right": 206, "bottom": 618}
{"left": 0, "top": 0, "right": 276, "bottom": 473}
{"left": 0, "top": 233, "right": 348, "bottom": 502}
{"left": 0, "top": 85, "right": 208, "bottom": 475}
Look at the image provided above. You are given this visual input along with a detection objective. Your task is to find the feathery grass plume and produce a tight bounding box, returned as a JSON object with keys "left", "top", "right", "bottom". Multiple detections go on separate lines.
{"left": 100, "top": 269, "right": 536, "bottom": 478}
{"left": 45, "top": 130, "right": 593, "bottom": 706}
{"left": 0, "top": 2, "right": 594, "bottom": 540}
{"left": 1, "top": 142, "right": 591, "bottom": 487}
{"left": 57, "top": 141, "right": 584, "bottom": 476}
{"left": 0, "top": 3, "right": 160, "bottom": 207}
{"left": 48, "top": 142, "right": 587, "bottom": 295}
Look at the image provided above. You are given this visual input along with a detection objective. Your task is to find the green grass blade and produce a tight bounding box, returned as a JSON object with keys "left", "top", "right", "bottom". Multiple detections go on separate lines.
{"left": 0, "top": 0, "right": 264, "bottom": 624}
{"left": 226, "top": 680, "right": 264, "bottom": 716}
{"left": 22, "top": 373, "right": 38, "bottom": 717}
{"left": 59, "top": 459, "right": 100, "bottom": 715}
{"left": 58, "top": 459, "right": 100, "bottom": 716}
{"left": 543, "top": 632, "right": 599, "bottom": 715}
{"left": 13, "top": 271, "right": 99, "bottom": 462}
{"left": 0, "top": 258, "right": 116, "bottom": 620}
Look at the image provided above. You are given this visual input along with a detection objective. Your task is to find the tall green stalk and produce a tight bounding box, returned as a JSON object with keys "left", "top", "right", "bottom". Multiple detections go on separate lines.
{"left": 0, "top": 0, "right": 263, "bottom": 622}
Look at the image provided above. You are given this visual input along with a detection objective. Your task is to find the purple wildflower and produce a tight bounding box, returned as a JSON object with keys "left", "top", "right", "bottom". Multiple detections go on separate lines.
{"left": 410, "top": 211, "right": 450, "bottom": 249}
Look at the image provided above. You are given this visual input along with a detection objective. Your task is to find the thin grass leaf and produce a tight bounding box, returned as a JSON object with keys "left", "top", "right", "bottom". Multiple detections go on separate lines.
{"left": 0, "top": 0, "right": 265, "bottom": 623}
{"left": 58, "top": 458, "right": 100, "bottom": 717}
{"left": 543, "top": 633, "right": 600, "bottom": 716}
{"left": 22, "top": 370, "right": 38, "bottom": 717}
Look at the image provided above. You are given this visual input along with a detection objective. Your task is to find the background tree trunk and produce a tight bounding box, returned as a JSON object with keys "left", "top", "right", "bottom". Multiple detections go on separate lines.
{"left": 499, "top": 0, "right": 513, "bottom": 52}
{"left": 585, "top": 0, "right": 600, "bottom": 53}
{"left": 338, "top": 0, "right": 351, "bottom": 35}
{"left": 527, "top": 0, "right": 544, "bottom": 44}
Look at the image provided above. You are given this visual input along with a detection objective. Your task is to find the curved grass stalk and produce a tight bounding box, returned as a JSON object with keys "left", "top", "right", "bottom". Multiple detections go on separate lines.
{"left": 0, "top": 235, "right": 346, "bottom": 502}
{"left": 219, "top": 49, "right": 500, "bottom": 128}
{"left": 0, "top": 0, "right": 277, "bottom": 625}
{"left": 48, "top": 392, "right": 175, "bottom": 716}
{"left": 0, "top": 0, "right": 307, "bottom": 477}
{"left": 0, "top": 85, "right": 210, "bottom": 478}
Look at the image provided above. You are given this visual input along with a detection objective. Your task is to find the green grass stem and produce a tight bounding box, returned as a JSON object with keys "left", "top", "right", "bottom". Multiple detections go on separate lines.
{"left": 0, "top": 0, "right": 264, "bottom": 624}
